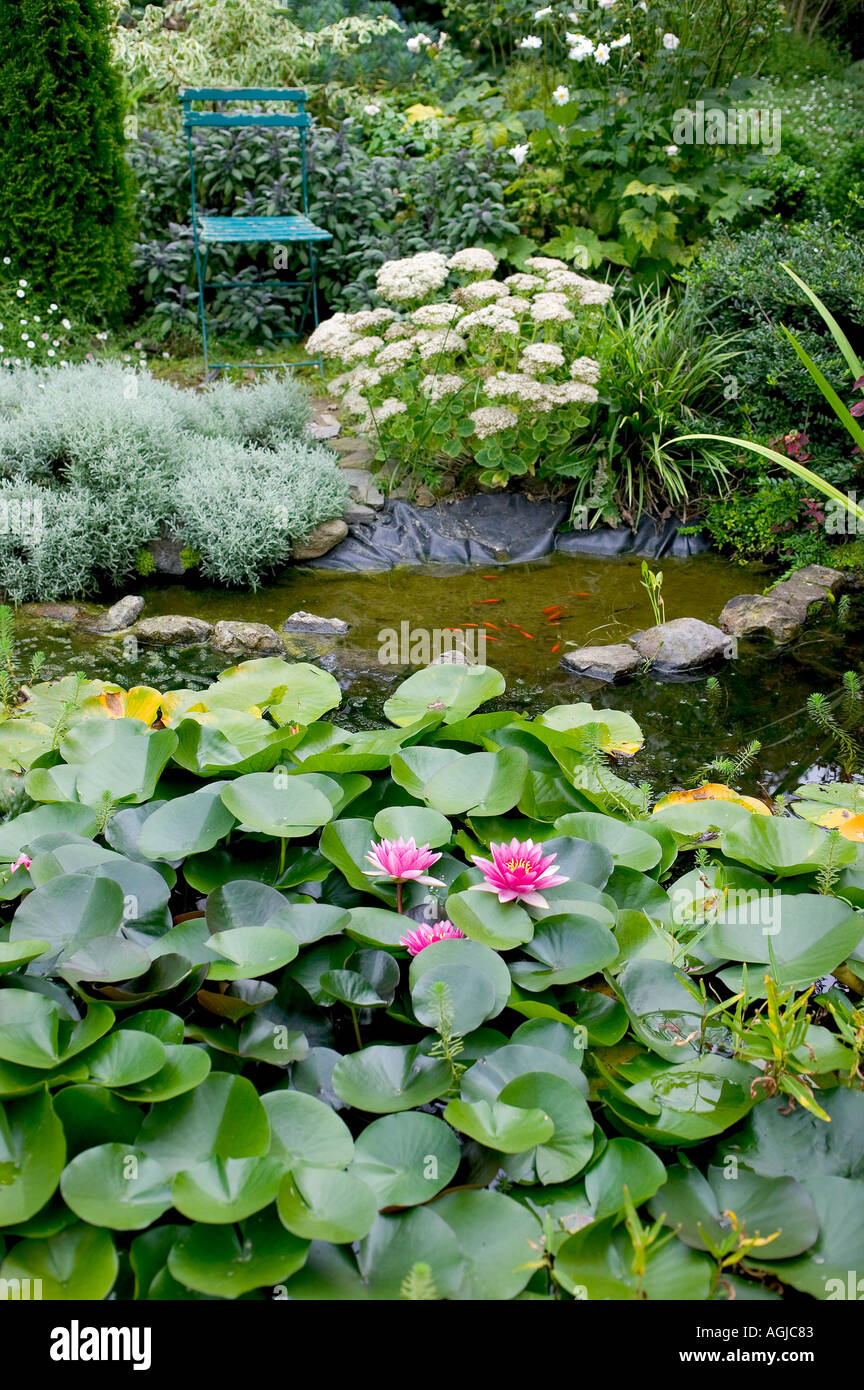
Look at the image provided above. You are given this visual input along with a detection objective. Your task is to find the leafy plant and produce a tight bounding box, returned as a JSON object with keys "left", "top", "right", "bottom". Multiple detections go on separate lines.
{"left": 0, "top": 654, "right": 859, "bottom": 1301}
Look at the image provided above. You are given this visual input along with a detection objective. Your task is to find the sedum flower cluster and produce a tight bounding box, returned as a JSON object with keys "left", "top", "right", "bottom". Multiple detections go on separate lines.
{"left": 306, "top": 247, "right": 611, "bottom": 487}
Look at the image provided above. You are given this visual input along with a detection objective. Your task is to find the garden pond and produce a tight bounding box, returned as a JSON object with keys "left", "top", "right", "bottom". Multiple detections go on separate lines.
{"left": 12, "top": 550, "right": 863, "bottom": 794}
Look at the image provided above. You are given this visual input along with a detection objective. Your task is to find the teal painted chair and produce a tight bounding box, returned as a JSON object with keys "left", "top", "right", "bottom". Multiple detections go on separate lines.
{"left": 180, "top": 87, "right": 331, "bottom": 377}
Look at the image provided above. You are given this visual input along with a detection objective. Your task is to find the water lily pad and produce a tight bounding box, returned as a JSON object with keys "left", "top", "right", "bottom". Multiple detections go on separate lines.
{"left": 0, "top": 1090, "right": 66, "bottom": 1224}
{"left": 372, "top": 805, "right": 452, "bottom": 848}
{"left": 220, "top": 773, "right": 335, "bottom": 837}
{"left": 277, "top": 1166, "right": 377, "bottom": 1243}
{"left": 445, "top": 888, "right": 533, "bottom": 951}
{"left": 138, "top": 787, "right": 237, "bottom": 861}
{"left": 445, "top": 1097, "right": 555, "bottom": 1153}
{"left": 206, "top": 927, "right": 300, "bottom": 981}
{"left": 350, "top": 1112, "right": 459, "bottom": 1206}
{"left": 136, "top": 1073, "right": 270, "bottom": 1175}
{"left": 431, "top": 1189, "right": 539, "bottom": 1300}
{"left": 0, "top": 1223, "right": 117, "bottom": 1300}
{"left": 60, "top": 1144, "right": 173, "bottom": 1230}
{"left": 721, "top": 815, "right": 857, "bottom": 876}
{"left": 554, "top": 813, "right": 662, "bottom": 871}
{"left": 173, "top": 1154, "right": 285, "bottom": 1223}
{"left": 384, "top": 665, "right": 505, "bottom": 728}
{"left": 167, "top": 1209, "right": 309, "bottom": 1298}
{"left": 263, "top": 1091, "right": 354, "bottom": 1170}
{"left": 331, "top": 1044, "right": 450, "bottom": 1114}
{"left": 701, "top": 893, "right": 863, "bottom": 991}
{"left": 499, "top": 1073, "right": 594, "bottom": 1183}
{"left": 357, "top": 1208, "right": 465, "bottom": 1299}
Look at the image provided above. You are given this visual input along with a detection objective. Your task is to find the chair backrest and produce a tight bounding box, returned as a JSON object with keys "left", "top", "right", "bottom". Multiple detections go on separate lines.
{"left": 180, "top": 88, "right": 312, "bottom": 215}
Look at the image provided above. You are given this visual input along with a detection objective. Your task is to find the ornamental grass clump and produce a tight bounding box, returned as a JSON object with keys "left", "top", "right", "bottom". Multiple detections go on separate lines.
{"left": 306, "top": 247, "right": 613, "bottom": 489}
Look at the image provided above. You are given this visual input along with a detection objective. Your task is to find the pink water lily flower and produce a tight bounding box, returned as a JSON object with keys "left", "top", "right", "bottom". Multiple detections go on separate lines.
{"left": 470, "top": 838, "right": 568, "bottom": 909}
{"left": 400, "top": 920, "right": 465, "bottom": 956}
{"left": 9, "top": 853, "right": 31, "bottom": 874}
{"left": 364, "top": 837, "right": 446, "bottom": 887}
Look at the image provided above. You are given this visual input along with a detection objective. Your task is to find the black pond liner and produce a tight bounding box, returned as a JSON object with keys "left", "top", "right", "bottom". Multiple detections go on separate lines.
{"left": 307, "top": 496, "right": 711, "bottom": 572}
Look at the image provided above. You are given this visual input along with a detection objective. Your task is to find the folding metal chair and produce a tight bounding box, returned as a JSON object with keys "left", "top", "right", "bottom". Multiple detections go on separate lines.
{"left": 180, "top": 87, "right": 331, "bottom": 377}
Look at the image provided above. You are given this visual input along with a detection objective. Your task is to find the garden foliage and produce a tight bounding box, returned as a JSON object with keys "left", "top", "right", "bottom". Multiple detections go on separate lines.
{"left": 0, "top": 0, "right": 134, "bottom": 319}
{"left": 0, "top": 658, "right": 862, "bottom": 1299}
{"left": 0, "top": 364, "right": 346, "bottom": 599}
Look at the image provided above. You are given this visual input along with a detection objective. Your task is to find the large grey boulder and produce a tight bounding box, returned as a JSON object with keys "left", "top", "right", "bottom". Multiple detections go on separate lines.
{"left": 135, "top": 615, "right": 213, "bottom": 646}
{"left": 559, "top": 644, "right": 643, "bottom": 682}
{"left": 292, "top": 518, "right": 349, "bottom": 561}
{"left": 629, "top": 617, "right": 733, "bottom": 672}
{"left": 282, "top": 611, "right": 350, "bottom": 637}
{"left": 719, "top": 564, "right": 846, "bottom": 644}
{"left": 210, "top": 621, "right": 285, "bottom": 656}
{"left": 82, "top": 595, "right": 145, "bottom": 635}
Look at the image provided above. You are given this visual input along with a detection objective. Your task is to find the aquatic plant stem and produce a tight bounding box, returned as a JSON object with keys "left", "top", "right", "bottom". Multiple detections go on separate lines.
{"left": 350, "top": 1006, "right": 363, "bottom": 1051}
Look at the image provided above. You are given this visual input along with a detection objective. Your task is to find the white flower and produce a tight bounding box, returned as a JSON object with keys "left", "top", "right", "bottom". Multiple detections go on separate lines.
{"left": 453, "top": 279, "right": 510, "bottom": 303}
{"left": 508, "top": 143, "right": 531, "bottom": 166}
{"left": 420, "top": 372, "right": 464, "bottom": 402}
{"left": 49, "top": 303, "right": 58, "bottom": 312}
{"left": 595, "top": 43, "right": 611, "bottom": 65}
{"left": 530, "top": 295, "right": 574, "bottom": 323}
{"left": 17, "top": 279, "right": 26, "bottom": 288}
{"left": 570, "top": 355, "right": 601, "bottom": 384}
{"left": 375, "top": 251, "right": 449, "bottom": 303}
{"left": 62, "top": 318, "right": 71, "bottom": 329}
{"left": 376, "top": 340, "right": 416, "bottom": 372}
{"left": 457, "top": 303, "right": 522, "bottom": 333}
{"left": 470, "top": 406, "right": 518, "bottom": 439}
{"left": 418, "top": 330, "right": 467, "bottom": 360}
{"left": 610, "top": 33, "right": 631, "bottom": 49}
{"left": 519, "top": 35, "right": 543, "bottom": 49}
{"left": 662, "top": 32, "right": 680, "bottom": 50}
{"left": 598, "top": 0, "right": 616, "bottom": 7}
{"left": 504, "top": 272, "right": 545, "bottom": 293}
{"left": 343, "top": 335, "right": 385, "bottom": 362}
{"left": 552, "top": 86, "right": 570, "bottom": 105}
{"left": 447, "top": 247, "right": 499, "bottom": 275}
{"left": 519, "top": 342, "right": 565, "bottom": 375}
{"left": 486, "top": 372, "right": 554, "bottom": 410}
{"left": 348, "top": 366, "right": 382, "bottom": 389}
{"left": 410, "top": 303, "right": 462, "bottom": 327}
{"left": 26, "top": 340, "right": 35, "bottom": 349}
{"left": 534, "top": 6, "right": 553, "bottom": 16}
{"left": 570, "top": 276, "right": 614, "bottom": 306}
{"left": 544, "top": 270, "right": 589, "bottom": 293}
{"left": 306, "top": 312, "right": 360, "bottom": 356}
{"left": 406, "top": 32, "right": 432, "bottom": 51}
{"left": 664, "top": 143, "right": 679, "bottom": 156}
{"left": 15, "top": 290, "right": 24, "bottom": 299}
{"left": 346, "top": 307, "right": 397, "bottom": 330}
{"left": 2, "top": 257, "right": 9, "bottom": 265}
{"left": 363, "top": 103, "right": 381, "bottom": 116}
{"left": 47, "top": 349, "right": 55, "bottom": 357}
{"left": 384, "top": 320, "right": 415, "bottom": 341}
{"left": 545, "top": 380, "right": 598, "bottom": 405}
{"left": 373, "top": 397, "right": 408, "bottom": 423}
{"left": 567, "top": 33, "right": 594, "bottom": 60}
{"left": 524, "top": 255, "right": 569, "bottom": 273}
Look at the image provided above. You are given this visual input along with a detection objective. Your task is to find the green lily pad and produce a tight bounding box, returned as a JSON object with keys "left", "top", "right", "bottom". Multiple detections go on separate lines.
{"left": 331, "top": 1044, "right": 450, "bottom": 1114}
{"left": 277, "top": 1166, "right": 377, "bottom": 1243}
{"left": 60, "top": 1144, "right": 173, "bottom": 1230}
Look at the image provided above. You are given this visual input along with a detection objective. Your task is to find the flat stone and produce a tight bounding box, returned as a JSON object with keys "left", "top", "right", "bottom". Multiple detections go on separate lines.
{"left": 559, "top": 643, "right": 642, "bottom": 682}
{"left": 306, "top": 420, "right": 341, "bottom": 440}
{"left": 343, "top": 502, "right": 377, "bottom": 527}
{"left": 629, "top": 617, "right": 733, "bottom": 671}
{"left": 135, "top": 615, "right": 213, "bottom": 646}
{"left": 719, "top": 565, "right": 847, "bottom": 644}
{"left": 211, "top": 620, "right": 285, "bottom": 656}
{"left": 415, "top": 486, "right": 436, "bottom": 508}
{"left": 291, "top": 518, "right": 349, "bottom": 561}
{"left": 282, "top": 611, "right": 350, "bottom": 637}
{"left": 332, "top": 437, "right": 374, "bottom": 467}
{"left": 82, "top": 594, "right": 145, "bottom": 635}
{"left": 19, "top": 602, "right": 88, "bottom": 622}
{"left": 340, "top": 468, "right": 385, "bottom": 508}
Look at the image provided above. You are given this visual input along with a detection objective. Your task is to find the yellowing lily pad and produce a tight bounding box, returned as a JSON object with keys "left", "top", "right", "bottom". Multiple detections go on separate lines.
{"left": 653, "top": 783, "right": 770, "bottom": 816}
{"left": 838, "top": 814, "right": 864, "bottom": 841}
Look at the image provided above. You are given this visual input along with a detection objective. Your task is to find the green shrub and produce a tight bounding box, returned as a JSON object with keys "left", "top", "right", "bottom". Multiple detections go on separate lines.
{"left": 0, "top": 656, "right": 859, "bottom": 1300}
{"left": 0, "top": 0, "right": 134, "bottom": 320}
{"left": 685, "top": 219, "right": 864, "bottom": 440}
{"left": 0, "top": 363, "right": 344, "bottom": 601}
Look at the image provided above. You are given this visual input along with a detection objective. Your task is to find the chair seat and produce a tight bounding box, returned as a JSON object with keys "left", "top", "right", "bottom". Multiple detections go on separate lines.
{"left": 197, "top": 214, "right": 331, "bottom": 244}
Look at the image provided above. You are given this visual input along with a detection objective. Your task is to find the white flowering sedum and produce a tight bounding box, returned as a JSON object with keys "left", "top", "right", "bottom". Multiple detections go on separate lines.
{"left": 375, "top": 251, "right": 449, "bottom": 303}
{"left": 470, "top": 406, "right": 519, "bottom": 438}
{"left": 520, "top": 342, "right": 566, "bottom": 374}
{"left": 304, "top": 245, "right": 614, "bottom": 479}
{"left": 446, "top": 248, "right": 499, "bottom": 275}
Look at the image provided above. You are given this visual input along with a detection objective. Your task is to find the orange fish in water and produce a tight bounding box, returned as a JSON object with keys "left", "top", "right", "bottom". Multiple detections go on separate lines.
{"left": 551, "top": 642, "right": 561, "bottom": 653}
{"left": 474, "top": 598, "right": 503, "bottom": 604}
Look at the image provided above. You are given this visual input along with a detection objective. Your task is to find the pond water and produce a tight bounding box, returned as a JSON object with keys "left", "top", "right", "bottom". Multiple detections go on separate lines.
{"left": 13, "top": 551, "right": 862, "bottom": 795}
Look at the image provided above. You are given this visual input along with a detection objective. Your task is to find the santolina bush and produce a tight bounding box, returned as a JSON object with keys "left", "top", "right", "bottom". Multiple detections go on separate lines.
{"left": 0, "top": 657, "right": 860, "bottom": 1299}
{"left": 0, "top": 363, "right": 346, "bottom": 600}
